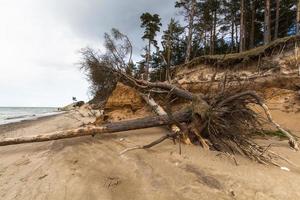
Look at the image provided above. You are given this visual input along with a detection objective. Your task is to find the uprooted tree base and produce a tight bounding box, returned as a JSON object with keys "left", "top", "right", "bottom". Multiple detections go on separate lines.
{"left": 79, "top": 52, "right": 299, "bottom": 165}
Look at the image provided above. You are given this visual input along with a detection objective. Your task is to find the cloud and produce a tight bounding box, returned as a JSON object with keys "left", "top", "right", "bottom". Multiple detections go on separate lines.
{"left": 0, "top": 0, "right": 176, "bottom": 107}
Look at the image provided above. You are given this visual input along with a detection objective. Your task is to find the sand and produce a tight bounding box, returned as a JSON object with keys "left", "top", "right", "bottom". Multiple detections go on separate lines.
{"left": 0, "top": 106, "right": 300, "bottom": 200}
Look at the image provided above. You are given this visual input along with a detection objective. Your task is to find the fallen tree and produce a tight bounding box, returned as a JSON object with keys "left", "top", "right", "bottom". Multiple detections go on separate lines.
{"left": 1, "top": 30, "right": 298, "bottom": 167}
{"left": 0, "top": 110, "right": 192, "bottom": 146}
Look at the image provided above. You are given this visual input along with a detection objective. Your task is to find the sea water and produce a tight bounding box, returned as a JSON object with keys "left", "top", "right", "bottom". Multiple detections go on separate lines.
{"left": 0, "top": 107, "right": 61, "bottom": 125}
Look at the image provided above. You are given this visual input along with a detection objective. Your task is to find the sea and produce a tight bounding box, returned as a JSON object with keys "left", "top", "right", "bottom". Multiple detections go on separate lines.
{"left": 0, "top": 107, "right": 62, "bottom": 125}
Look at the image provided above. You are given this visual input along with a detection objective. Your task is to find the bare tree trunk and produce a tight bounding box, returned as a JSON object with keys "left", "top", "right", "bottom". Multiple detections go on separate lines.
{"left": 185, "top": 0, "right": 196, "bottom": 63}
{"left": 166, "top": 26, "right": 172, "bottom": 82}
{"left": 145, "top": 41, "right": 151, "bottom": 80}
{"left": 240, "top": 0, "right": 246, "bottom": 52}
{"left": 250, "top": 0, "right": 256, "bottom": 49}
{"left": 234, "top": 16, "right": 240, "bottom": 52}
{"left": 140, "top": 94, "right": 192, "bottom": 144}
{"left": 235, "top": 19, "right": 239, "bottom": 52}
{"left": 274, "top": 0, "right": 280, "bottom": 40}
{"left": 212, "top": 10, "right": 217, "bottom": 55}
{"left": 140, "top": 94, "right": 167, "bottom": 116}
{"left": 297, "top": 0, "right": 300, "bottom": 34}
{"left": 210, "top": 23, "right": 213, "bottom": 55}
{"left": 231, "top": 9, "right": 235, "bottom": 52}
{"left": 204, "top": 30, "right": 207, "bottom": 55}
{"left": 264, "top": 0, "right": 271, "bottom": 44}
{"left": 0, "top": 110, "right": 192, "bottom": 147}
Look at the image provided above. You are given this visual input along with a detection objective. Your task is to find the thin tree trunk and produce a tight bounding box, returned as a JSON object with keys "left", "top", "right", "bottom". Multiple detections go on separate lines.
{"left": 204, "top": 30, "right": 207, "bottom": 55}
{"left": 166, "top": 26, "right": 172, "bottom": 82}
{"left": 185, "top": 0, "right": 196, "bottom": 63}
{"left": 212, "top": 10, "right": 217, "bottom": 55}
{"left": 264, "top": 0, "right": 271, "bottom": 44}
{"left": 235, "top": 19, "right": 239, "bottom": 52}
{"left": 210, "top": 23, "right": 213, "bottom": 55}
{"left": 145, "top": 41, "right": 151, "bottom": 80}
{"left": 0, "top": 110, "right": 192, "bottom": 147}
{"left": 274, "top": 0, "right": 280, "bottom": 40}
{"left": 297, "top": 0, "right": 300, "bottom": 34}
{"left": 231, "top": 9, "right": 235, "bottom": 52}
{"left": 240, "top": 0, "right": 246, "bottom": 52}
{"left": 250, "top": 0, "right": 256, "bottom": 49}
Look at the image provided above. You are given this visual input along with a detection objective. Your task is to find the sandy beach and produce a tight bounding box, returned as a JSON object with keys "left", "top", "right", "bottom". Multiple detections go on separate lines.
{"left": 0, "top": 105, "right": 300, "bottom": 200}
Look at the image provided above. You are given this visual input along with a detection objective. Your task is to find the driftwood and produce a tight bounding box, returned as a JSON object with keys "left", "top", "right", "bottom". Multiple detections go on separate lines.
{"left": 0, "top": 110, "right": 192, "bottom": 147}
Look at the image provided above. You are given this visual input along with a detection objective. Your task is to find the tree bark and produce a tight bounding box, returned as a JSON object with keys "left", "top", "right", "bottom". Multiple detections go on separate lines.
{"left": 0, "top": 110, "right": 192, "bottom": 147}
{"left": 264, "top": 0, "right": 271, "bottom": 44}
{"left": 240, "top": 0, "right": 246, "bottom": 52}
{"left": 250, "top": 0, "right": 256, "bottom": 49}
{"left": 274, "top": 0, "right": 280, "bottom": 40}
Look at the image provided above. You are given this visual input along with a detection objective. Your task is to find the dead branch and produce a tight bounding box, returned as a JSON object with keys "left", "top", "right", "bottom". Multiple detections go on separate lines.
{"left": 261, "top": 103, "right": 299, "bottom": 151}
{"left": 120, "top": 133, "right": 176, "bottom": 155}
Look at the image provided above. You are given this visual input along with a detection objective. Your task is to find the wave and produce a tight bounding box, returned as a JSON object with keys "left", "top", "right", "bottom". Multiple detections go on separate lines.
{"left": 0, "top": 107, "right": 63, "bottom": 125}
{"left": 5, "top": 114, "right": 36, "bottom": 120}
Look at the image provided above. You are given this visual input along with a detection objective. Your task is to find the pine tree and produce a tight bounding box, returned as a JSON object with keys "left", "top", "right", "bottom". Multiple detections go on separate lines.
{"left": 140, "top": 13, "right": 162, "bottom": 80}
{"left": 161, "top": 18, "right": 185, "bottom": 80}
{"left": 175, "top": 0, "right": 198, "bottom": 62}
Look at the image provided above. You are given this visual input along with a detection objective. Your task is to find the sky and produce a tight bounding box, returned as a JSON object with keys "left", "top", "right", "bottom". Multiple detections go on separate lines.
{"left": 0, "top": 0, "right": 176, "bottom": 107}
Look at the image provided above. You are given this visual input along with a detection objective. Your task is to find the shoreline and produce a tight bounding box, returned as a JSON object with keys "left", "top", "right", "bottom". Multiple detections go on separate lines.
{"left": 0, "top": 112, "right": 66, "bottom": 135}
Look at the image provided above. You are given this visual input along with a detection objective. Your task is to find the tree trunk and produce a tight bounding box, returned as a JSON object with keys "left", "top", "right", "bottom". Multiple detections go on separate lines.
{"left": 145, "top": 40, "right": 151, "bottom": 80}
{"left": 166, "top": 26, "right": 172, "bottom": 82}
{"left": 231, "top": 8, "right": 235, "bottom": 52}
{"left": 140, "top": 94, "right": 168, "bottom": 116}
{"left": 0, "top": 110, "right": 192, "bottom": 147}
{"left": 274, "top": 0, "right": 280, "bottom": 40}
{"left": 204, "top": 31, "right": 207, "bottom": 55}
{"left": 297, "top": 0, "right": 300, "bottom": 34}
{"left": 240, "top": 0, "right": 246, "bottom": 52}
{"left": 264, "top": 0, "right": 271, "bottom": 44}
{"left": 250, "top": 0, "right": 256, "bottom": 49}
{"left": 185, "top": 0, "right": 196, "bottom": 63}
{"left": 212, "top": 10, "right": 217, "bottom": 55}
{"left": 140, "top": 94, "right": 192, "bottom": 144}
{"left": 210, "top": 23, "right": 213, "bottom": 55}
{"left": 235, "top": 18, "right": 239, "bottom": 52}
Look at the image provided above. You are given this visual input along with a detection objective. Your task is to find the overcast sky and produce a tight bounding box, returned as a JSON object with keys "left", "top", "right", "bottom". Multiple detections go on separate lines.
{"left": 0, "top": 0, "right": 176, "bottom": 107}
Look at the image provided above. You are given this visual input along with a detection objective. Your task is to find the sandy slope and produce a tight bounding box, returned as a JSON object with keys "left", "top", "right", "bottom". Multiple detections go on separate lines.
{"left": 0, "top": 108, "right": 300, "bottom": 200}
